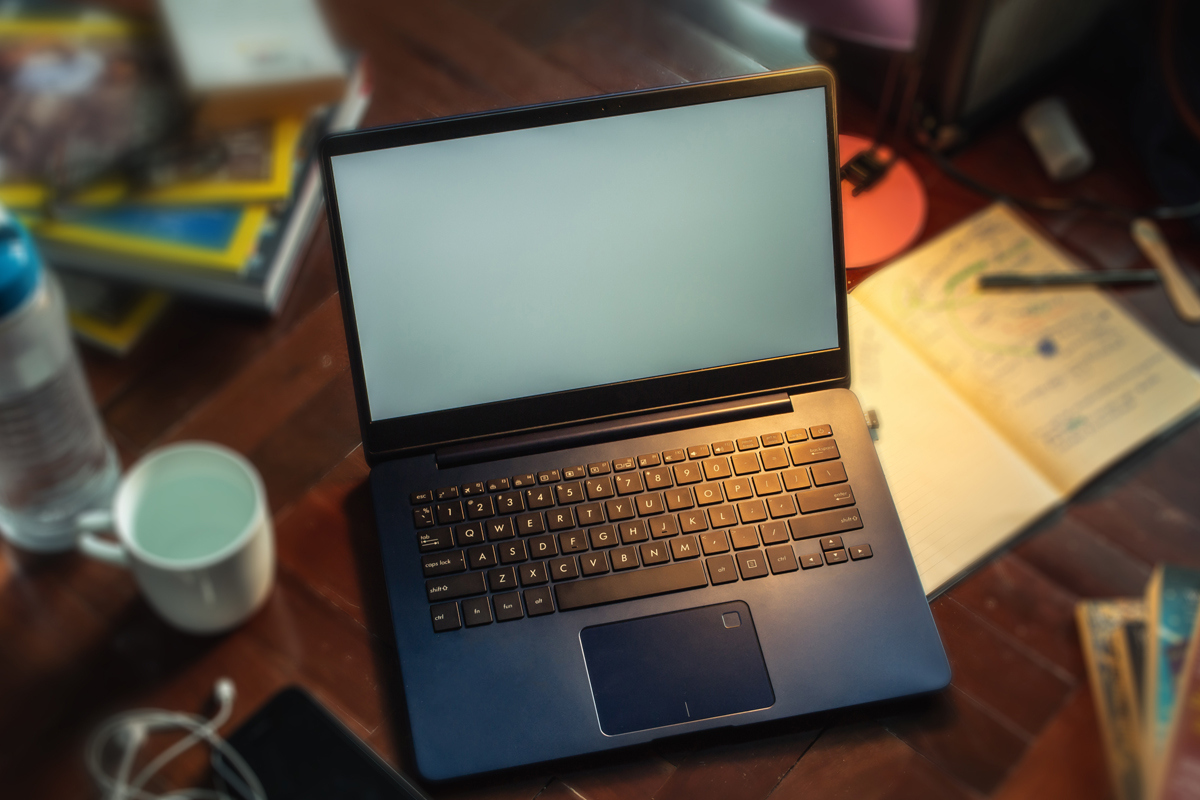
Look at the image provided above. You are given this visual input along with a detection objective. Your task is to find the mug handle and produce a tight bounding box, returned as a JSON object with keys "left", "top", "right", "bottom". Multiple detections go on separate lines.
{"left": 76, "top": 509, "right": 128, "bottom": 567}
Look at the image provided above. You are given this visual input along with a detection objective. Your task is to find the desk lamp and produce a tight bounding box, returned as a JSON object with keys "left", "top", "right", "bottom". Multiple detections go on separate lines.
{"left": 772, "top": 0, "right": 927, "bottom": 269}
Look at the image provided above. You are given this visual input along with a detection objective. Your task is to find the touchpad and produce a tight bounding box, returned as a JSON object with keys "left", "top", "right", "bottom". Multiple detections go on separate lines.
{"left": 580, "top": 601, "right": 774, "bottom": 736}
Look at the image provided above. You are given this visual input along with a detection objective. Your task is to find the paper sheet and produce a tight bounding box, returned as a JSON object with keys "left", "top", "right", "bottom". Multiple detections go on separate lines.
{"left": 852, "top": 204, "right": 1200, "bottom": 495}
{"left": 848, "top": 296, "right": 1060, "bottom": 596}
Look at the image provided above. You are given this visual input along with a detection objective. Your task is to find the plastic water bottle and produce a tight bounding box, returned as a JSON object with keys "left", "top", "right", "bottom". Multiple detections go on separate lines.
{"left": 0, "top": 207, "right": 119, "bottom": 552}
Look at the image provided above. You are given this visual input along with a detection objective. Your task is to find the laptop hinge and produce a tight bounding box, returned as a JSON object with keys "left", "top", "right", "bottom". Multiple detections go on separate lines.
{"left": 436, "top": 392, "right": 794, "bottom": 469}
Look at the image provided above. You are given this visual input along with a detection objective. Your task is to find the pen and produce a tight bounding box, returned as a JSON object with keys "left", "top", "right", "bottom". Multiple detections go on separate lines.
{"left": 978, "top": 271, "right": 1160, "bottom": 288}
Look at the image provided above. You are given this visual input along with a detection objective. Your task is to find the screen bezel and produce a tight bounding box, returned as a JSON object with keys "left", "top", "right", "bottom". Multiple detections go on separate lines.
{"left": 320, "top": 67, "right": 848, "bottom": 464}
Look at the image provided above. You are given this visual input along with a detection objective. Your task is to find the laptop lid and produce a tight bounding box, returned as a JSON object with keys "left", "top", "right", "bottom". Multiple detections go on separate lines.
{"left": 320, "top": 66, "right": 848, "bottom": 465}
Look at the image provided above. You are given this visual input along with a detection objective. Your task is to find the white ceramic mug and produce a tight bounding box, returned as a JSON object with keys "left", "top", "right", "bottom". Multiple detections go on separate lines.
{"left": 77, "top": 442, "right": 275, "bottom": 634}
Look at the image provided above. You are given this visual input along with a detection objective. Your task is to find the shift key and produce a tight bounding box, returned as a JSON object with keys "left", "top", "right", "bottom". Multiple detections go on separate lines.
{"left": 798, "top": 485, "right": 855, "bottom": 514}
{"left": 426, "top": 571, "right": 486, "bottom": 602}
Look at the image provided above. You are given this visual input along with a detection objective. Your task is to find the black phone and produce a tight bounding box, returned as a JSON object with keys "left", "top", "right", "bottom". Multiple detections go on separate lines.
{"left": 213, "top": 686, "right": 432, "bottom": 800}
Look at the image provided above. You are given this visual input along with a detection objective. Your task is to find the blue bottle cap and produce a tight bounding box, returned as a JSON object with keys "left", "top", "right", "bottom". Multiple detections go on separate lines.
{"left": 0, "top": 210, "right": 42, "bottom": 317}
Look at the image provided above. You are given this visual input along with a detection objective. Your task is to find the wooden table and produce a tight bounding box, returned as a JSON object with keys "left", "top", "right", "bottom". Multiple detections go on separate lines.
{"left": 4, "top": 1, "right": 1200, "bottom": 797}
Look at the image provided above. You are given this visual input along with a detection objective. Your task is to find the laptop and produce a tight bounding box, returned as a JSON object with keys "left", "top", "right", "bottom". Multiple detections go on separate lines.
{"left": 319, "top": 66, "right": 949, "bottom": 783}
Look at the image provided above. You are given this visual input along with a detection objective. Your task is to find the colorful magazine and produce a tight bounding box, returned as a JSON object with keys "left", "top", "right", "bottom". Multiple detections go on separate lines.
{"left": 1145, "top": 565, "right": 1200, "bottom": 778}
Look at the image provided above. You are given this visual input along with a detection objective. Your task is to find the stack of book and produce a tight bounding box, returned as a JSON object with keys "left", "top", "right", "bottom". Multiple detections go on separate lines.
{"left": 0, "top": 7, "right": 369, "bottom": 351}
{"left": 1078, "top": 564, "right": 1200, "bottom": 800}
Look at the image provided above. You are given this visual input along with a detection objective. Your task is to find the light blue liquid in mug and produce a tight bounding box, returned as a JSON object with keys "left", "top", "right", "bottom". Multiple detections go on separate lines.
{"left": 133, "top": 475, "right": 256, "bottom": 562}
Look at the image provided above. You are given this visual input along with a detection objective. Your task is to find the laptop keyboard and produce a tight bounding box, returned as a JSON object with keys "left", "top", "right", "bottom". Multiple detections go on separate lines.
{"left": 410, "top": 425, "right": 873, "bottom": 632}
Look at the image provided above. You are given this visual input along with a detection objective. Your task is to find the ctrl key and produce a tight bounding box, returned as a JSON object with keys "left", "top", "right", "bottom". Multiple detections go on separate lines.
{"left": 431, "top": 602, "right": 461, "bottom": 632}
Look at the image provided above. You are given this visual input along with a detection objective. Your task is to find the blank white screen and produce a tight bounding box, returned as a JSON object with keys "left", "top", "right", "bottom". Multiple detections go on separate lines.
{"left": 332, "top": 87, "right": 839, "bottom": 422}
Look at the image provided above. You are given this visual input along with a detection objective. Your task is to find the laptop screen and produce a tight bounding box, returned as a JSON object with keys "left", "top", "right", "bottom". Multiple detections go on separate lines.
{"left": 330, "top": 85, "right": 838, "bottom": 424}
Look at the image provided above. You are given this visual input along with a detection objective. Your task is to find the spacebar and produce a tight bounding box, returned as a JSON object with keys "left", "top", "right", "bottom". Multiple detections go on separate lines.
{"left": 555, "top": 562, "right": 709, "bottom": 611}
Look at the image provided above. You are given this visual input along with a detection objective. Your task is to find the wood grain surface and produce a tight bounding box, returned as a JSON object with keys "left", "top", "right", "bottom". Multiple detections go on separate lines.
{"left": 3, "top": 1, "right": 1199, "bottom": 797}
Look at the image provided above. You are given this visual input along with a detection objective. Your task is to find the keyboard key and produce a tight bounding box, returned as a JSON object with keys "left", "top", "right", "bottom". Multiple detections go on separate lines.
{"left": 736, "top": 436, "right": 760, "bottom": 451}
{"left": 423, "top": 550, "right": 467, "bottom": 577}
{"left": 729, "top": 526, "right": 759, "bottom": 550}
{"left": 436, "top": 486, "right": 460, "bottom": 501}
{"left": 736, "top": 550, "right": 769, "bottom": 579}
{"left": 798, "top": 486, "right": 856, "bottom": 514}
{"left": 466, "top": 495, "right": 495, "bottom": 519}
{"left": 649, "top": 515, "right": 679, "bottom": 539}
{"left": 702, "top": 457, "right": 731, "bottom": 480}
{"left": 455, "top": 522, "right": 486, "bottom": 546}
{"left": 781, "top": 468, "right": 811, "bottom": 492}
{"left": 486, "top": 477, "right": 510, "bottom": 492}
{"left": 555, "top": 561, "right": 708, "bottom": 611}
{"left": 611, "top": 546, "right": 640, "bottom": 571}
{"left": 785, "top": 428, "right": 809, "bottom": 443}
{"left": 467, "top": 545, "right": 497, "bottom": 569}
{"left": 546, "top": 508, "right": 576, "bottom": 531}
{"left": 687, "top": 444, "right": 710, "bottom": 459}
{"left": 498, "top": 540, "right": 529, "bottom": 564}
{"left": 618, "top": 520, "right": 649, "bottom": 544}
{"left": 605, "top": 498, "right": 635, "bottom": 521}
{"left": 515, "top": 512, "right": 546, "bottom": 536}
{"left": 812, "top": 461, "right": 848, "bottom": 486}
{"left": 707, "top": 554, "right": 738, "bottom": 584}
{"left": 529, "top": 535, "right": 559, "bottom": 559}
{"left": 679, "top": 510, "right": 708, "bottom": 533}
{"left": 638, "top": 453, "right": 661, "bottom": 467}
{"left": 711, "top": 440, "right": 735, "bottom": 455}
{"left": 640, "top": 541, "right": 671, "bottom": 566}
{"left": 731, "top": 452, "right": 761, "bottom": 475}
{"left": 488, "top": 566, "right": 518, "bottom": 592}
{"left": 615, "top": 471, "right": 644, "bottom": 495}
{"left": 559, "top": 531, "right": 589, "bottom": 554}
{"left": 791, "top": 440, "right": 840, "bottom": 466}
{"left": 819, "top": 535, "right": 844, "bottom": 551}
{"left": 665, "top": 488, "right": 694, "bottom": 511}
{"left": 526, "top": 487, "right": 554, "bottom": 509}
{"left": 580, "top": 552, "right": 611, "bottom": 576}
{"left": 524, "top": 586, "right": 555, "bottom": 616}
{"left": 760, "top": 521, "right": 790, "bottom": 545}
{"left": 850, "top": 544, "right": 873, "bottom": 560}
{"left": 695, "top": 484, "right": 723, "bottom": 506}
{"left": 700, "top": 531, "right": 730, "bottom": 555}
{"left": 589, "top": 526, "right": 618, "bottom": 549}
{"left": 462, "top": 482, "right": 486, "bottom": 496}
{"left": 753, "top": 472, "right": 783, "bottom": 496}
{"left": 673, "top": 463, "right": 703, "bottom": 485}
{"left": 417, "top": 527, "right": 454, "bottom": 552}
{"left": 520, "top": 562, "right": 549, "bottom": 586}
{"left": 790, "top": 508, "right": 863, "bottom": 540}
{"left": 555, "top": 481, "right": 585, "bottom": 504}
{"left": 613, "top": 457, "right": 636, "bottom": 471}
{"left": 486, "top": 518, "right": 515, "bottom": 540}
{"left": 426, "top": 572, "right": 485, "bottom": 602}
{"left": 550, "top": 556, "right": 580, "bottom": 581}
{"left": 708, "top": 505, "right": 738, "bottom": 528}
{"left": 411, "top": 490, "right": 433, "bottom": 504}
{"left": 413, "top": 506, "right": 435, "bottom": 528}
{"left": 575, "top": 503, "right": 605, "bottom": 527}
{"left": 431, "top": 602, "right": 461, "bottom": 632}
{"left": 538, "top": 469, "right": 561, "bottom": 484}
{"left": 799, "top": 552, "right": 823, "bottom": 569}
{"left": 810, "top": 424, "right": 833, "bottom": 438}
{"left": 636, "top": 492, "right": 666, "bottom": 516}
{"left": 662, "top": 448, "right": 686, "bottom": 463}
{"left": 435, "top": 501, "right": 465, "bottom": 525}
{"left": 562, "top": 465, "right": 587, "bottom": 480}
{"left": 512, "top": 473, "right": 536, "bottom": 488}
{"left": 588, "top": 461, "right": 611, "bottom": 476}
{"left": 761, "top": 432, "right": 784, "bottom": 447}
{"left": 586, "top": 477, "right": 615, "bottom": 500}
{"left": 766, "top": 544, "right": 799, "bottom": 574}
{"left": 494, "top": 592, "right": 524, "bottom": 621}
{"left": 737, "top": 499, "right": 768, "bottom": 524}
{"left": 824, "top": 548, "right": 849, "bottom": 564}
{"left": 761, "top": 448, "right": 789, "bottom": 470}
{"left": 723, "top": 477, "right": 754, "bottom": 501}
{"left": 462, "top": 597, "right": 493, "bottom": 627}
{"left": 495, "top": 491, "right": 525, "bottom": 514}
{"left": 767, "top": 495, "right": 798, "bottom": 518}
{"left": 643, "top": 466, "right": 673, "bottom": 490}
{"left": 671, "top": 535, "right": 700, "bottom": 560}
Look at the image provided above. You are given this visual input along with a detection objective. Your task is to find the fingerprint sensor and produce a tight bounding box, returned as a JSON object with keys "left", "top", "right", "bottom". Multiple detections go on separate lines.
{"left": 722, "top": 611, "right": 741, "bottom": 628}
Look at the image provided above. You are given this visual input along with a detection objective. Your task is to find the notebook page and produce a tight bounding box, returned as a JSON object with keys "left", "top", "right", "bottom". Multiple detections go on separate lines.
{"left": 852, "top": 203, "right": 1200, "bottom": 495}
{"left": 848, "top": 295, "right": 1060, "bottom": 596}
